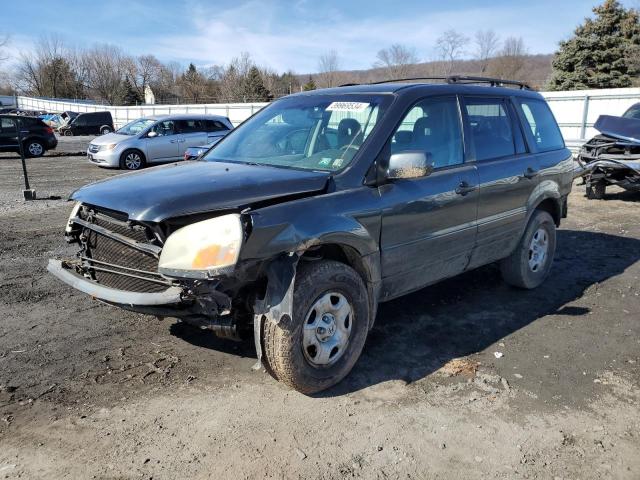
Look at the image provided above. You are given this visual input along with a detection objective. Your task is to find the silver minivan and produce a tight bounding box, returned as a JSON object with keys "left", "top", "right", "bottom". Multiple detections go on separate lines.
{"left": 87, "top": 114, "right": 233, "bottom": 170}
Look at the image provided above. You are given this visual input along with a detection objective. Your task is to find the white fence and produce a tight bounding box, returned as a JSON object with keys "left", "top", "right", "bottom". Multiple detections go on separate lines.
{"left": 541, "top": 87, "right": 640, "bottom": 145}
{"left": 15, "top": 96, "right": 268, "bottom": 128}
{"left": 16, "top": 87, "right": 640, "bottom": 146}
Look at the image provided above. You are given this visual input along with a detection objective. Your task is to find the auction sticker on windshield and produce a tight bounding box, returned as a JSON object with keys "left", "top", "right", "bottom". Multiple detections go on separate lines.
{"left": 326, "top": 102, "right": 370, "bottom": 112}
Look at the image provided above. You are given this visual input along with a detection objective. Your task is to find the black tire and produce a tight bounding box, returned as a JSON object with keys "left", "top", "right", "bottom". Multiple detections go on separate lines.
{"left": 100, "top": 126, "right": 112, "bottom": 135}
{"left": 500, "top": 210, "right": 556, "bottom": 289}
{"left": 63, "top": 130, "right": 73, "bottom": 137}
{"left": 24, "top": 140, "right": 45, "bottom": 158}
{"left": 262, "top": 260, "right": 370, "bottom": 394}
{"left": 586, "top": 181, "right": 606, "bottom": 200}
{"left": 119, "top": 149, "right": 146, "bottom": 170}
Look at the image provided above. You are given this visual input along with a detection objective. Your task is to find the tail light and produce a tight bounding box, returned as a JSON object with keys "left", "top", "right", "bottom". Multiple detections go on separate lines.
{"left": 45, "top": 127, "right": 54, "bottom": 135}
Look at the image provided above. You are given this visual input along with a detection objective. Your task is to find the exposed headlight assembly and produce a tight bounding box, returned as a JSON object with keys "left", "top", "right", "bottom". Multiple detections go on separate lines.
{"left": 158, "top": 214, "right": 243, "bottom": 278}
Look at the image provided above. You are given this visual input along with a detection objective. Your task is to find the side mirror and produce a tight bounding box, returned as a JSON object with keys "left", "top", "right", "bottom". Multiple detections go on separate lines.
{"left": 147, "top": 131, "right": 158, "bottom": 138}
{"left": 387, "top": 151, "right": 434, "bottom": 180}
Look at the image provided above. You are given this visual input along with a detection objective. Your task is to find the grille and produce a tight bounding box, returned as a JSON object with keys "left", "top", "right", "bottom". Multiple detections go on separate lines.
{"left": 83, "top": 211, "right": 168, "bottom": 293}
{"left": 88, "top": 144, "right": 100, "bottom": 153}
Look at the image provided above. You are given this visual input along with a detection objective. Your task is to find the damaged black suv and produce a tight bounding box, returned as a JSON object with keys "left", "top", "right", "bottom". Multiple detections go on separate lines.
{"left": 49, "top": 77, "right": 574, "bottom": 394}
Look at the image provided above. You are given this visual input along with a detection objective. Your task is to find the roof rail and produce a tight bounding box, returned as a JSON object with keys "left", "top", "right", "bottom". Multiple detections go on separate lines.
{"left": 339, "top": 75, "right": 531, "bottom": 90}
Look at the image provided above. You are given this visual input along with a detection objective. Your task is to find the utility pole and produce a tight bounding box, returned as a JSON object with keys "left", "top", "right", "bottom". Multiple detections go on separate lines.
{"left": 16, "top": 119, "right": 36, "bottom": 200}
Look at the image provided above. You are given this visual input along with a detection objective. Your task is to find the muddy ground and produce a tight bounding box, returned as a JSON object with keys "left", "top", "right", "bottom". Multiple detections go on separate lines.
{"left": 0, "top": 149, "right": 639, "bottom": 479}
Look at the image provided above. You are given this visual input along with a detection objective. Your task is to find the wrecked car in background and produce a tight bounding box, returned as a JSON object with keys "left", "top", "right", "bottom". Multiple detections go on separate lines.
{"left": 48, "top": 77, "right": 573, "bottom": 394}
{"left": 577, "top": 104, "right": 640, "bottom": 199}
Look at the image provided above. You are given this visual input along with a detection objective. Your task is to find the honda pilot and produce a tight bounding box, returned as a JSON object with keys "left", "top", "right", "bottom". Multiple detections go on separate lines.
{"left": 49, "top": 77, "right": 574, "bottom": 394}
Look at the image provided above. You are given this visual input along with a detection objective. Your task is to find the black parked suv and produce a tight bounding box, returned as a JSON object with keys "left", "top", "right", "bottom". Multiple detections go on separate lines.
{"left": 58, "top": 111, "right": 114, "bottom": 136}
{"left": 0, "top": 114, "right": 58, "bottom": 157}
{"left": 49, "top": 77, "right": 573, "bottom": 393}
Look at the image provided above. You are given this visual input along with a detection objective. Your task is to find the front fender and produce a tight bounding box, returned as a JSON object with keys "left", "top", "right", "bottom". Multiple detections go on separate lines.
{"left": 240, "top": 187, "right": 381, "bottom": 262}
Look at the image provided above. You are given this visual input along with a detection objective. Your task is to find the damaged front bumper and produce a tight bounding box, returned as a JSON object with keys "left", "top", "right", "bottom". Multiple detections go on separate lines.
{"left": 47, "top": 259, "right": 184, "bottom": 306}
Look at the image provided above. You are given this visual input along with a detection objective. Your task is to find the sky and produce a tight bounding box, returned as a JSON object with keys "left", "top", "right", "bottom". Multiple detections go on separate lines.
{"left": 0, "top": 0, "right": 636, "bottom": 73}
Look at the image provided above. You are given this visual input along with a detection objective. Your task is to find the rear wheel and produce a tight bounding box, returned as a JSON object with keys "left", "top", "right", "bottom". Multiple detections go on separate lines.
{"left": 25, "top": 140, "right": 45, "bottom": 158}
{"left": 586, "top": 181, "right": 606, "bottom": 199}
{"left": 100, "top": 126, "right": 112, "bottom": 135}
{"left": 500, "top": 210, "right": 556, "bottom": 289}
{"left": 119, "top": 150, "right": 146, "bottom": 170}
{"left": 262, "top": 260, "right": 370, "bottom": 394}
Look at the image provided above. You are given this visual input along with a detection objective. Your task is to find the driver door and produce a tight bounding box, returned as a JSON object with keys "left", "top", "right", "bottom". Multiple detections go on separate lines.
{"left": 145, "top": 120, "right": 180, "bottom": 163}
{"left": 379, "top": 96, "right": 479, "bottom": 300}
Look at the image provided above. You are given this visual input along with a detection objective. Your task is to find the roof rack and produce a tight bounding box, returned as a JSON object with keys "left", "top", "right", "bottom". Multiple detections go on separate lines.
{"left": 340, "top": 75, "right": 531, "bottom": 90}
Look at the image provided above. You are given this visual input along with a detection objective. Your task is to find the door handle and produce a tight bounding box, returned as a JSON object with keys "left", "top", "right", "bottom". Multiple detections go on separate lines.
{"left": 524, "top": 167, "right": 539, "bottom": 179}
{"left": 170, "top": 139, "right": 177, "bottom": 143}
{"left": 455, "top": 181, "right": 475, "bottom": 196}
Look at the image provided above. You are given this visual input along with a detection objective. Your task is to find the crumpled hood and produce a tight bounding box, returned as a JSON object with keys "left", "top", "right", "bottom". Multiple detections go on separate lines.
{"left": 71, "top": 161, "right": 330, "bottom": 222}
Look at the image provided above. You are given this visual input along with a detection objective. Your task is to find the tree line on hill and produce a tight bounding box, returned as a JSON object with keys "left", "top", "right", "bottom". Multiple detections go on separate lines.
{"left": 0, "top": 0, "right": 637, "bottom": 105}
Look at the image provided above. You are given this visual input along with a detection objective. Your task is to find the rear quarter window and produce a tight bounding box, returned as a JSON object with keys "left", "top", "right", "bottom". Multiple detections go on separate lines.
{"left": 518, "top": 99, "right": 564, "bottom": 152}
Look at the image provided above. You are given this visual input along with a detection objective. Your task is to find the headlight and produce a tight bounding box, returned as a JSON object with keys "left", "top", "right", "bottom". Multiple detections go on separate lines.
{"left": 158, "top": 214, "right": 243, "bottom": 278}
{"left": 65, "top": 202, "right": 82, "bottom": 233}
{"left": 100, "top": 143, "right": 117, "bottom": 151}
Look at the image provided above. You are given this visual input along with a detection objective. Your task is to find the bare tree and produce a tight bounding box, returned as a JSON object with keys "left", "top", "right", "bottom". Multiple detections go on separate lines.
{"left": 489, "top": 36, "right": 527, "bottom": 79}
{"left": 474, "top": 30, "right": 500, "bottom": 73}
{"left": 0, "top": 34, "right": 9, "bottom": 63}
{"left": 436, "top": 30, "right": 469, "bottom": 75}
{"left": 216, "top": 52, "right": 255, "bottom": 102}
{"left": 15, "top": 35, "right": 82, "bottom": 98}
{"left": 374, "top": 44, "right": 418, "bottom": 79}
{"left": 318, "top": 50, "right": 340, "bottom": 88}
{"left": 123, "top": 54, "right": 163, "bottom": 97}
{"left": 80, "top": 44, "right": 127, "bottom": 104}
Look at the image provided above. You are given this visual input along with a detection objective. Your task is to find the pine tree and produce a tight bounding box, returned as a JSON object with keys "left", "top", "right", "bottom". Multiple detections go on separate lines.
{"left": 548, "top": 0, "right": 640, "bottom": 90}
{"left": 121, "top": 77, "right": 142, "bottom": 105}
{"left": 302, "top": 76, "right": 317, "bottom": 91}
{"left": 242, "top": 66, "right": 272, "bottom": 101}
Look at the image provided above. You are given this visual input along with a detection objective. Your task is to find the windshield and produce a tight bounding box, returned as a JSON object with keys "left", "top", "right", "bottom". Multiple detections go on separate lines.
{"left": 203, "top": 95, "right": 390, "bottom": 171}
{"left": 623, "top": 104, "right": 640, "bottom": 120}
{"left": 117, "top": 118, "right": 156, "bottom": 136}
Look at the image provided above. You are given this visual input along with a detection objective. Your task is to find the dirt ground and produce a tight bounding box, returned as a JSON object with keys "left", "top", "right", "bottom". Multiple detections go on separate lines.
{"left": 0, "top": 148, "right": 639, "bottom": 479}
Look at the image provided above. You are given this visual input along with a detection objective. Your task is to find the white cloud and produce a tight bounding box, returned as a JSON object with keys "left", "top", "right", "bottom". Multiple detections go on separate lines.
{"left": 147, "top": 0, "right": 590, "bottom": 73}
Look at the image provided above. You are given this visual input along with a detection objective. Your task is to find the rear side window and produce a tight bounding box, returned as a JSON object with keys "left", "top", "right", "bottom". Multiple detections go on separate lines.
{"left": 518, "top": 99, "right": 564, "bottom": 152}
{"left": 464, "top": 98, "right": 515, "bottom": 161}
{"left": 178, "top": 119, "right": 205, "bottom": 133}
{"left": 205, "top": 120, "right": 229, "bottom": 132}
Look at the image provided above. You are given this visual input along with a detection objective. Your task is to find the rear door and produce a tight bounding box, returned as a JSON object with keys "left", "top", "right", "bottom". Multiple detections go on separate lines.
{"left": 462, "top": 96, "right": 539, "bottom": 269}
{"left": 145, "top": 120, "right": 180, "bottom": 162}
{"left": 205, "top": 119, "right": 231, "bottom": 145}
{"left": 379, "top": 95, "right": 479, "bottom": 300}
{"left": 177, "top": 119, "right": 208, "bottom": 152}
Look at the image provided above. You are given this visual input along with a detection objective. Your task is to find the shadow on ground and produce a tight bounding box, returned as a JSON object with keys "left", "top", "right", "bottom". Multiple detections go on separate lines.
{"left": 171, "top": 230, "right": 640, "bottom": 396}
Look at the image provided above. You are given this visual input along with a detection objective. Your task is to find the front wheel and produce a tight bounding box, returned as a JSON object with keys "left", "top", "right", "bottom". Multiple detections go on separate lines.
{"left": 63, "top": 130, "right": 73, "bottom": 137}
{"left": 500, "top": 210, "right": 556, "bottom": 289}
{"left": 261, "top": 260, "right": 370, "bottom": 394}
{"left": 120, "top": 150, "right": 146, "bottom": 170}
